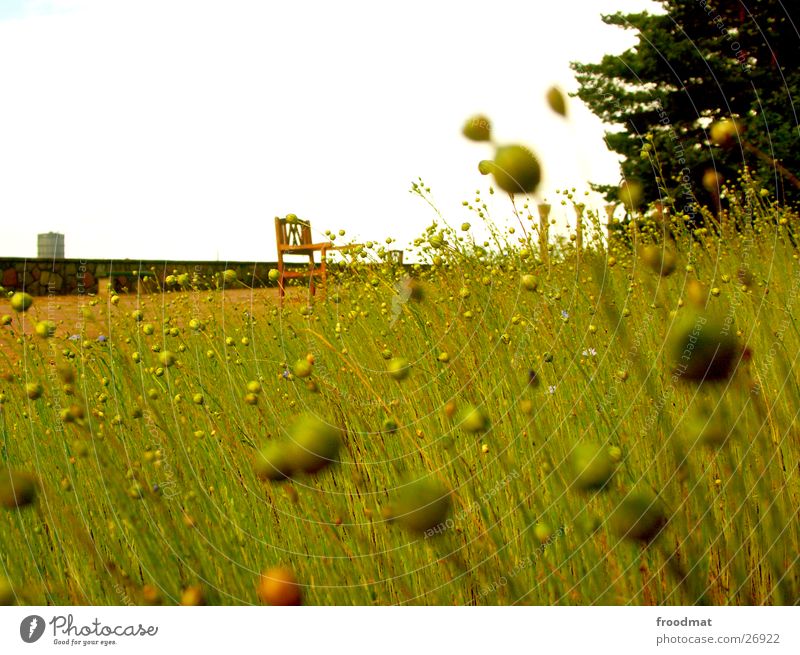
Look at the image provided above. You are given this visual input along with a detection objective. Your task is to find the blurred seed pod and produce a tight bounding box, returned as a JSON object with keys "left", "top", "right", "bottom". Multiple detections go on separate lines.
{"left": 611, "top": 489, "right": 667, "bottom": 542}
{"left": 26, "top": 382, "right": 43, "bottom": 400}
{"left": 257, "top": 567, "right": 302, "bottom": 606}
{"left": 527, "top": 369, "right": 540, "bottom": 388}
{"left": 546, "top": 86, "right": 567, "bottom": 117}
{"left": 0, "top": 577, "right": 14, "bottom": 605}
{"left": 457, "top": 404, "right": 490, "bottom": 434}
{"left": 462, "top": 114, "right": 492, "bottom": 142}
{"left": 0, "top": 470, "right": 37, "bottom": 509}
{"left": 254, "top": 442, "right": 294, "bottom": 481}
{"left": 10, "top": 292, "right": 33, "bottom": 312}
{"left": 533, "top": 521, "right": 553, "bottom": 544}
{"left": 570, "top": 443, "right": 616, "bottom": 492}
{"left": 142, "top": 584, "right": 162, "bottom": 605}
{"left": 686, "top": 280, "right": 708, "bottom": 308}
{"left": 492, "top": 145, "right": 541, "bottom": 194}
{"left": 398, "top": 277, "right": 424, "bottom": 302}
{"left": 710, "top": 117, "right": 743, "bottom": 149}
{"left": 35, "top": 320, "right": 56, "bottom": 339}
{"left": 159, "top": 351, "right": 177, "bottom": 368}
{"left": 640, "top": 245, "right": 677, "bottom": 276}
{"left": 389, "top": 477, "right": 452, "bottom": 534}
{"left": 387, "top": 357, "right": 411, "bottom": 381}
{"left": 521, "top": 274, "right": 538, "bottom": 291}
{"left": 180, "top": 585, "right": 206, "bottom": 606}
{"left": 293, "top": 358, "right": 312, "bottom": 378}
{"left": 286, "top": 414, "right": 342, "bottom": 475}
{"left": 619, "top": 180, "right": 643, "bottom": 211}
{"left": 702, "top": 169, "right": 724, "bottom": 194}
{"left": 668, "top": 312, "right": 739, "bottom": 382}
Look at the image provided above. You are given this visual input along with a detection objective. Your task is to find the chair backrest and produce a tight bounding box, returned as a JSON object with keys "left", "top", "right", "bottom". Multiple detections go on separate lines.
{"left": 275, "top": 215, "right": 312, "bottom": 248}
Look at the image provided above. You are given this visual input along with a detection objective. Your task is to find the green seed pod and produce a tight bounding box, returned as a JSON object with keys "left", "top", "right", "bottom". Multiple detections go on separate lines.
{"left": 611, "top": 489, "right": 667, "bottom": 542}
{"left": 702, "top": 169, "right": 724, "bottom": 194}
{"left": 492, "top": 145, "right": 541, "bottom": 194}
{"left": 390, "top": 477, "right": 452, "bottom": 534}
{"left": 254, "top": 442, "right": 294, "bottom": 481}
{"left": 546, "top": 86, "right": 567, "bottom": 117}
{"left": 10, "top": 292, "right": 33, "bottom": 313}
{"left": 521, "top": 274, "right": 538, "bottom": 291}
{"left": 35, "top": 320, "right": 56, "bottom": 339}
{"left": 641, "top": 245, "right": 676, "bottom": 277}
{"left": 159, "top": 351, "right": 177, "bottom": 368}
{"left": 462, "top": 114, "right": 492, "bottom": 142}
{"left": 457, "top": 404, "right": 490, "bottom": 434}
{"left": 0, "top": 577, "right": 14, "bottom": 605}
{"left": 710, "top": 117, "right": 742, "bottom": 148}
{"left": 0, "top": 471, "right": 37, "bottom": 509}
{"left": 387, "top": 357, "right": 411, "bottom": 381}
{"left": 571, "top": 443, "right": 616, "bottom": 491}
{"left": 533, "top": 521, "right": 553, "bottom": 544}
{"left": 619, "top": 180, "right": 644, "bottom": 211}
{"left": 293, "top": 359, "right": 312, "bottom": 378}
{"left": 286, "top": 414, "right": 342, "bottom": 474}
{"left": 669, "top": 312, "right": 739, "bottom": 382}
{"left": 25, "top": 382, "right": 43, "bottom": 400}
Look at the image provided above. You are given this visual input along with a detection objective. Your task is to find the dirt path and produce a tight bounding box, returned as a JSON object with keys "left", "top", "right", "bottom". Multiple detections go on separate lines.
{"left": 0, "top": 286, "right": 314, "bottom": 357}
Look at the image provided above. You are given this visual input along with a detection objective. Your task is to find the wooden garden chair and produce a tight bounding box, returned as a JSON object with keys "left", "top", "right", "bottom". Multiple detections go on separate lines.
{"left": 274, "top": 215, "right": 332, "bottom": 302}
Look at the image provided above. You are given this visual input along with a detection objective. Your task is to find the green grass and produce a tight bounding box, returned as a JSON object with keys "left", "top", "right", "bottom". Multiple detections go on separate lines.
{"left": 1, "top": 183, "right": 798, "bottom": 606}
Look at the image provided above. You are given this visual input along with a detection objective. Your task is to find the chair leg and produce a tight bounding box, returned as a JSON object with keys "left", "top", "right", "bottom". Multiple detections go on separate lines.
{"left": 308, "top": 254, "right": 316, "bottom": 297}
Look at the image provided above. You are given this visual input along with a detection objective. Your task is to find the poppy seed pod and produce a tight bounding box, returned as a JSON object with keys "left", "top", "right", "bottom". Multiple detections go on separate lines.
{"left": 254, "top": 442, "right": 294, "bottom": 481}
{"left": 570, "top": 443, "right": 616, "bottom": 491}
{"left": 546, "top": 86, "right": 567, "bottom": 117}
{"left": 285, "top": 414, "right": 342, "bottom": 475}
{"left": 390, "top": 477, "right": 452, "bottom": 534}
{"left": 0, "top": 471, "right": 36, "bottom": 509}
{"left": 611, "top": 489, "right": 667, "bottom": 542}
{"left": 257, "top": 567, "right": 302, "bottom": 606}
{"left": 462, "top": 114, "right": 492, "bottom": 142}
{"left": 492, "top": 145, "right": 541, "bottom": 194}
{"left": 669, "top": 312, "right": 739, "bottom": 382}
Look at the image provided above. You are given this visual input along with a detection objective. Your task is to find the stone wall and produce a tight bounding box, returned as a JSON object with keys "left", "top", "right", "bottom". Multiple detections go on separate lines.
{"left": 0, "top": 258, "right": 282, "bottom": 296}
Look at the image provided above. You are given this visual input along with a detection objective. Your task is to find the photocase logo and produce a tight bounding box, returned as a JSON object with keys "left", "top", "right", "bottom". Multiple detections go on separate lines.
{"left": 20, "top": 615, "right": 45, "bottom": 643}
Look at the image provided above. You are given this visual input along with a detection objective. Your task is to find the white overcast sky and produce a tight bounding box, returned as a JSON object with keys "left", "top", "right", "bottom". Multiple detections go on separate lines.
{"left": 0, "top": 0, "right": 658, "bottom": 261}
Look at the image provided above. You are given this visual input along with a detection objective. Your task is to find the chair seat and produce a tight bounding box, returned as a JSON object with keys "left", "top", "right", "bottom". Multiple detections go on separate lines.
{"left": 281, "top": 269, "right": 324, "bottom": 279}
{"left": 279, "top": 242, "right": 332, "bottom": 255}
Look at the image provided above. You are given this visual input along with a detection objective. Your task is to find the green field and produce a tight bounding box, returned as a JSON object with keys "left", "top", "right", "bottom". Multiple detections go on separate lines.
{"left": 1, "top": 184, "right": 798, "bottom": 605}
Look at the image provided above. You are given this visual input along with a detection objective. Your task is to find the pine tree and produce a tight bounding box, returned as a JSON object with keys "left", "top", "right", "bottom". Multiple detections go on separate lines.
{"left": 572, "top": 1, "right": 800, "bottom": 216}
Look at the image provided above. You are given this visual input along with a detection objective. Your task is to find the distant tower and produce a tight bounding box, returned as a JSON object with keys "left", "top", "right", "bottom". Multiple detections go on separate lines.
{"left": 37, "top": 232, "right": 65, "bottom": 259}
